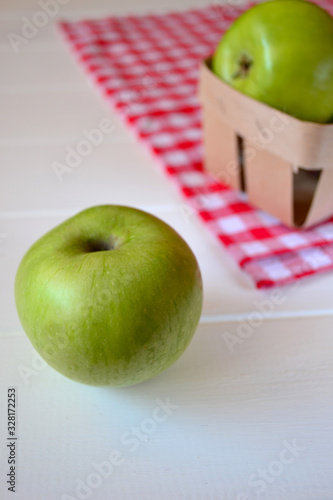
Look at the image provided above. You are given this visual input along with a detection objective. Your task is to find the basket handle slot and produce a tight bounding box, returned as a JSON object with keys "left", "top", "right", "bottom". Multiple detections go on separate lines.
{"left": 293, "top": 168, "right": 322, "bottom": 227}
{"left": 237, "top": 135, "right": 247, "bottom": 192}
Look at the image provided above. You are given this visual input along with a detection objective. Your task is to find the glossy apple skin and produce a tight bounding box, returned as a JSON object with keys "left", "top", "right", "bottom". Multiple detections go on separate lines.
{"left": 15, "top": 205, "right": 203, "bottom": 387}
{"left": 212, "top": 0, "right": 333, "bottom": 123}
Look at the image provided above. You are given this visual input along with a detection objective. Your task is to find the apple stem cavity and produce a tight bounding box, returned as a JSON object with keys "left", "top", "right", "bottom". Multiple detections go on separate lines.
{"left": 233, "top": 53, "right": 253, "bottom": 79}
{"left": 85, "top": 235, "right": 121, "bottom": 253}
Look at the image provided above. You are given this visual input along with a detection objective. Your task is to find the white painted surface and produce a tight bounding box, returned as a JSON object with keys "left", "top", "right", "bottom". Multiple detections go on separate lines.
{"left": 0, "top": 1, "right": 332, "bottom": 499}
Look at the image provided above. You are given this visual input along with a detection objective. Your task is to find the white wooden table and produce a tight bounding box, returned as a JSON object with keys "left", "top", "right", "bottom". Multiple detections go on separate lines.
{"left": 1, "top": 1, "right": 333, "bottom": 499}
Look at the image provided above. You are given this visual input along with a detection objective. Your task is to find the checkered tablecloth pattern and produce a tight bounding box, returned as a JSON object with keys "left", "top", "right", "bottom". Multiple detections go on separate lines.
{"left": 58, "top": 0, "right": 333, "bottom": 288}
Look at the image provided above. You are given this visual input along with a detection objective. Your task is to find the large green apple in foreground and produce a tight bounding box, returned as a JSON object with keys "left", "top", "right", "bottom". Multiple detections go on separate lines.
{"left": 15, "top": 205, "right": 203, "bottom": 387}
{"left": 212, "top": 0, "right": 333, "bottom": 123}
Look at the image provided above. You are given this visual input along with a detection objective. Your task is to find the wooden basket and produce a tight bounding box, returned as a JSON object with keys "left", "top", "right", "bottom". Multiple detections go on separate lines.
{"left": 198, "top": 59, "right": 333, "bottom": 228}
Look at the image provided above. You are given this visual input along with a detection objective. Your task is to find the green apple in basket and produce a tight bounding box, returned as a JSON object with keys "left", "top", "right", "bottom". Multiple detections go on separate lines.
{"left": 211, "top": 0, "right": 333, "bottom": 123}
{"left": 15, "top": 205, "right": 203, "bottom": 387}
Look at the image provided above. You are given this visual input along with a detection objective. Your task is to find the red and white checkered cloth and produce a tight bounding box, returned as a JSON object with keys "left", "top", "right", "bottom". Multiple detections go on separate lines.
{"left": 58, "top": 0, "right": 333, "bottom": 288}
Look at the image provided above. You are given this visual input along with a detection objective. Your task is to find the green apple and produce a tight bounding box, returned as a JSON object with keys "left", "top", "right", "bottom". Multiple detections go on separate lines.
{"left": 211, "top": 0, "right": 333, "bottom": 123}
{"left": 15, "top": 205, "right": 203, "bottom": 387}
